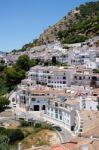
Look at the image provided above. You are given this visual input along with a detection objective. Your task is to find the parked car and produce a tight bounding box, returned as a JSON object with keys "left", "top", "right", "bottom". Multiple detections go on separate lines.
{"left": 53, "top": 126, "right": 62, "bottom": 131}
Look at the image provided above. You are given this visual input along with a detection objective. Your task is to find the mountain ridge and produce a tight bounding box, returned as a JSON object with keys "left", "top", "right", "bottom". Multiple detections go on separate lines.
{"left": 37, "top": 1, "right": 99, "bottom": 45}
{"left": 11, "top": 1, "right": 99, "bottom": 52}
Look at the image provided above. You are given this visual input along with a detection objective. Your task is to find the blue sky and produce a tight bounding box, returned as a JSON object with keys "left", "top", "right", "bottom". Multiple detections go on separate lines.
{"left": 0, "top": 0, "right": 91, "bottom": 52}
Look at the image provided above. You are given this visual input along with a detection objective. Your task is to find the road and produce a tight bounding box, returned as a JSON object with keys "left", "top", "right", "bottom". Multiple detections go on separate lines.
{"left": 57, "top": 126, "right": 73, "bottom": 143}
{"left": 42, "top": 115, "right": 74, "bottom": 143}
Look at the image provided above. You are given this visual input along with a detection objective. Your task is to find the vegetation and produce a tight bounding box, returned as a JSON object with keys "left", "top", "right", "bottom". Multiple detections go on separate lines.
{"left": 57, "top": 1, "right": 99, "bottom": 44}
{"left": 3, "top": 55, "right": 32, "bottom": 92}
{"left": 32, "top": 1, "right": 99, "bottom": 45}
{"left": 20, "top": 121, "right": 55, "bottom": 149}
{"left": 93, "top": 69, "right": 99, "bottom": 73}
{"left": 0, "top": 64, "right": 6, "bottom": 72}
{"left": 63, "top": 34, "right": 87, "bottom": 44}
{"left": 20, "top": 120, "right": 54, "bottom": 131}
{"left": 0, "top": 77, "right": 8, "bottom": 96}
{"left": 9, "top": 2, "right": 99, "bottom": 48}
{"left": 0, "top": 97, "right": 10, "bottom": 111}
{"left": 0, "top": 135, "right": 10, "bottom": 150}
{"left": 16, "top": 55, "right": 32, "bottom": 71}
{"left": 4, "top": 67, "right": 25, "bottom": 88}
{"left": 0, "top": 127, "right": 24, "bottom": 149}
{"left": 0, "top": 54, "right": 63, "bottom": 96}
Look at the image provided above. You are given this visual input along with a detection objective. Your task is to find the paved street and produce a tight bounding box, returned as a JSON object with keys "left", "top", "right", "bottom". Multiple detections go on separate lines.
{"left": 58, "top": 127, "right": 73, "bottom": 143}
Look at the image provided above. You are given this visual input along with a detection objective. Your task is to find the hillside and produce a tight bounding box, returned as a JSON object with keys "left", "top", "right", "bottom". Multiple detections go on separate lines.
{"left": 13, "top": 1, "right": 99, "bottom": 52}
{"left": 36, "top": 1, "right": 99, "bottom": 45}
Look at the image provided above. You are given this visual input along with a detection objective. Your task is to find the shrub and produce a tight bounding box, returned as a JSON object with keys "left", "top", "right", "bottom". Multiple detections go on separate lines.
{"left": 20, "top": 120, "right": 30, "bottom": 127}
{"left": 7, "top": 129, "right": 24, "bottom": 143}
{"left": 0, "top": 128, "right": 24, "bottom": 143}
{"left": 34, "top": 123, "right": 42, "bottom": 128}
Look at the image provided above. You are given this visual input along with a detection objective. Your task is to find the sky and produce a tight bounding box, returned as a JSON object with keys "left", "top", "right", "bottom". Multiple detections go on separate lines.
{"left": 0, "top": 0, "right": 92, "bottom": 52}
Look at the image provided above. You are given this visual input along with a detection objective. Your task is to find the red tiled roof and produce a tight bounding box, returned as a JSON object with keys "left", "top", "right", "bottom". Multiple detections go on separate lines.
{"left": 62, "top": 142, "right": 77, "bottom": 149}
{"left": 52, "top": 142, "right": 77, "bottom": 150}
{"left": 52, "top": 145, "right": 68, "bottom": 150}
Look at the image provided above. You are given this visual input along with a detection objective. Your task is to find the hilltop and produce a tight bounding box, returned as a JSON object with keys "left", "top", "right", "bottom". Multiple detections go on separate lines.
{"left": 11, "top": 1, "right": 99, "bottom": 52}
{"left": 24, "top": 1, "right": 98, "bottom": 48}
{"left": 37, "top": 1, "right": 99, "bottom": 45}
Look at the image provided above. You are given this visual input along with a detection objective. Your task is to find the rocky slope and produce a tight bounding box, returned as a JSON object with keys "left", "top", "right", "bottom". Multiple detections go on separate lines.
{"left": 13, "top": 1, "right": 99, "bottom": 52}
{"left": 36, "top": 1, "right": 99, "bottom": 45}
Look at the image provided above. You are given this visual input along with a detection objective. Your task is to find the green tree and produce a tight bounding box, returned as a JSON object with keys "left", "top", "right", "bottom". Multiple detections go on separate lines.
{"left": 4, "top": 67, "right": 25, "bottom": 87}
{"left": 8, "top": 129, "right": 24, "bottom": 143}
{"left": 16, "top": 55, "right": 31, "bottom": 71}
{"left": 0, "top": 135, "right": 9, "bottom": 150}
{"left": 0, "top": 97, "right": 10, "bottom": 110}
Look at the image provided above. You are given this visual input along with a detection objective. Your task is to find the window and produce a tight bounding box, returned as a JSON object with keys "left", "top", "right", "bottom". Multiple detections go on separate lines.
{"left": 63, "top": 81, "right": 66, "bottom": 84}
{"left": 42, "top": 105, "right": 45, "bottom": 110}
{"left": 55, "top": 114, "right": 58, "bottom": 118}
{"left": 32, "top": 98, "right": 36, "bottom": 101}
{"left": 63, "top": 76, "right": 66, "bottom": 80}
{"left": 37, "top": 100, "right": 40, "bottom": 103}
{"left": 55, "top": 109, "right": 58, "bottom": 113}
{"left": 74, "top": 76, "right": 77, "bottom": 79}
{"left": 79, "top": 76, "right": 82, "bottom": 80}
{"left": 48, "top": 76, "right": 51, "bottom": 79}
{"left": 60, "top": 115, "right": 62, "bottom": 120}
{"left": 55, "top": 102, "right": 58, "bottom": 106}
{"left": 51, "top": 108, "right": 53, "bottom": 111}
{"left": 59, "top": 110, "right": 62, "bottom": 114}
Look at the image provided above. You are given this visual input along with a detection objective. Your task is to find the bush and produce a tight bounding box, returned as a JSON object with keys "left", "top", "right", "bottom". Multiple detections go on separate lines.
{"left": 8, "top": 129, "right": 24, "bottom": 143}
{"left": 93, "top": 69, "right": 99, "bottom": 73}
{"left": 63, "top": 35, "right": 87, "bottom": 44}
{"left": 0, "top": 128, "right": 24, "bottom": 143}
{"left": 34, "top": 123, "right": 42, "bottom": 128}
{"left": 0, "top": 97, "right": 10, "bottom": 111}
{"left": 20, "top": 120, "right": 30, "bottom": 127}
{"left": 34, "top": 122, "right": 54, "bottom": 131}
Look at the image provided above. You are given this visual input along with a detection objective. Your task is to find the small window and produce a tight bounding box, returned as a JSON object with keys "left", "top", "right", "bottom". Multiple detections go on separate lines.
{"left": 32, "top": 98, "right": 36, "bottom": 101}
{"left": 63, "top": 76, "right": 66, "bottom": 80}
{"left": 74, "top": 76, "right": 77, "bottom": 79}
{"left": 55, "top": 102, "right": 58, "bottom": 106}
{"left": 48, "top": 76, "right": 51, "bottom": 79}
{"left": 63, "top": 81, "right": 66, "bottom": 84}
{"left": 55, "top": 114, "right": 58, "bottom": 118}
{"left": 60, "top": 115, "right": 62, "bottom": 120}
{"left": 55, "top": 109, "right": 58, "bottom": 113}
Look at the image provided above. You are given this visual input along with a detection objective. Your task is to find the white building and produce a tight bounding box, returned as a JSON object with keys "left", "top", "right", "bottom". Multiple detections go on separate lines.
{"left": 46, "top": 98, "right": 76, "bottom": 130}
{"left": 68, "top": 50, "right": 89, "bottom": 66}
{"left": 28, "top": 66, "right": 74, "bottom": 88}
{"left": 80, "top": 96, "right": 99, "bottom": 111}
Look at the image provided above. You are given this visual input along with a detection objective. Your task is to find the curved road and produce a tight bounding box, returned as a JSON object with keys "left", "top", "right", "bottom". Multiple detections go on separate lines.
{"left": 56, "top": 126, "right": 73, "bottom": 143}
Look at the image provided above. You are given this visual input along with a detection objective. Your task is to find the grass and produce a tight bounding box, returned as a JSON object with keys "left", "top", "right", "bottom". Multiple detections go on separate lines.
{"left": 19, "top": 122, "right": 55, "bottom": 149}
{"left": 22, "top": 129, "right": 51, "bottom": 149}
